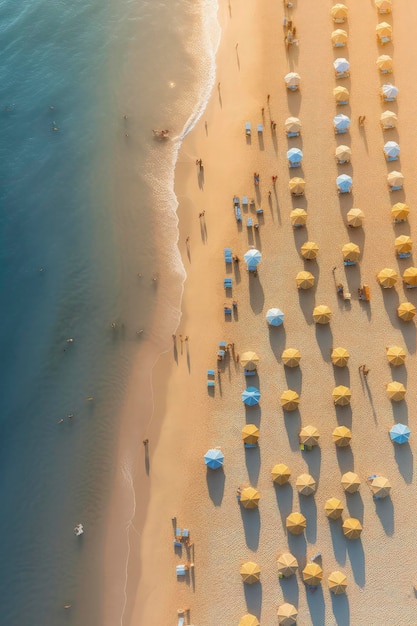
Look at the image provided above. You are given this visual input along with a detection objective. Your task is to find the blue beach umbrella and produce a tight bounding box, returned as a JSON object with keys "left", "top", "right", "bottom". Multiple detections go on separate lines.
{"left": 204, "top": 448, "right": 224, "bottom": 469}
{"left": 242, "top": 386, "right": 261, "bottom": 406}
{"left": 389, "top": 423, "right": 410, "bottom": 444}
{"left": 244, "top": 248, "right": 262, "bottom": 271}
{"left": 382, "top": 83, "right": 398, "bottom": 99}
{"left": 266, "top": 308, "right": 284, "bottom": 326}
{"left": 333, "top": 114, "right": 350, "bottom": 131}
{"left": 384, "top": 141, "right": 400, "bottom": 158}
{"left": 333, "top": 57, "right": 350, "bottom": 73}
{"left": 336, "top": 174, "right": 352, "bottom": 193}
{"left": 287, "top": 147, "right": 303, "bottom": 164}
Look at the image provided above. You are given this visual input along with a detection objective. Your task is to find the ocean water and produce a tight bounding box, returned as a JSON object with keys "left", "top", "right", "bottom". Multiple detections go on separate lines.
{"left": 0, "top": 0, "right": 219, "bottom": 624}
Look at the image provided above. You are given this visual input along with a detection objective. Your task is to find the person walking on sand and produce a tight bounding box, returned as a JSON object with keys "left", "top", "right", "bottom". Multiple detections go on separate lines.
{"left": 267, "top": 94, "right": 270, "bottom": 103}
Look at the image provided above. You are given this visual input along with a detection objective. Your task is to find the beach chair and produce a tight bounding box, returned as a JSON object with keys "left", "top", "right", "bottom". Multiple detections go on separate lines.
{"left": 207, "top": 369, "right": 215, "bottom": 376}
{"left": 245, "top": 122, "right": 251, "bottom": 136}
{"left": 256, "top": 207, "right": 263, "bottom": 214}
{"left": 224, "top": 248, "right": 233, "bottom": 263}
{"left": 207, "top": 369, "right": 215, "bottom": 387}
{"left": 174, "top": 539, "right": 182, "bottom": 547}
{"left": 244, "top": 368, "right": 256, "bottom": 376}
{"left": 335, "top": 71, "right": 350, "bottom": 79}
{"left": 398, "top": 252, "right": 411, "bottom": 259}
{"left": 217, "top": 349, "right": 226, "bottom": 359}
{"left": 224, "top": 277, "right": 233, "bottom": 289}
{"left": 235, "top": 206, "right": 242, "bottom": 222}
{"left": 242, "top": 195, "right": 248, "bottom": 206}
{"left": 244, "top": 442, "right": 257, "bottom": 448}
{"left": 182, "top": 529, "right": 189, "bottom": 543}
{"left": 178, "top": 618, "right": 185, "bottom": 626}
{"left": 257, "top": 124, "right": 263, "bottom": 133}
{"left": 219, "top": 341, "right": 227, "bottom": 349}
{"left": 289, "top": 161, "right": 301, "bottom": 168}
{"left": 176, "top": 565, "right": 188, "bottom": 576}
{"left": 386, "top": 155, "right": 398, "bottom": 162}
{"left": 383, "top": 95, "right": 396, "bottom": 102}
{"left": 224, "top": 307, "right": 232, "bottom": 316}
{"left": 287, "top": 130, "right": 300, "bottom": 137}
{"left": 380, "top": 36, "right": 391, "bottom": 44}
{"left": 344, "top": 260, "right": 356, "bottom": 266}
{"left": 337, "top": 100, "right": 348, "bottom": 106}
{"left": 389, "top": 185, "right": 402, "bottom": 191}
{"left": 207, "top": 380, "right": 215, "bottom": 388}
{"left": 405, "top": 284, "right": 417, "bottom": 289}
{"left": 233, "top": 196, "right": 240, "bottom": 207}
{"left": 335, "top": 127, "right": 347, "bottom": 135}
{"left": 247, "top": 217, "right": 253, "bottom": 227}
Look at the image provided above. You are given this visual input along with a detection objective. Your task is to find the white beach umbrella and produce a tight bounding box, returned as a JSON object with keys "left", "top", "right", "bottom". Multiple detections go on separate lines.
{"left": 284, "top": 72, "right": 301, "bottom": 87}
{"left": 333, "top": 57, "right": 350, "bottom": 73}
{"left": 381, "top": 83, "right": 398, "bottom": 99}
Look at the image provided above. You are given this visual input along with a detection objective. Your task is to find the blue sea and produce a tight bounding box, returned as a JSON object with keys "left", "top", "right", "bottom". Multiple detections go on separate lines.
{"left": 0, "top": 0, "right": 219, "bottom": 623}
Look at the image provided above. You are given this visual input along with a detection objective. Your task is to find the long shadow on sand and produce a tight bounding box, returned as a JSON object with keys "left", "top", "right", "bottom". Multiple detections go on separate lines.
{"left": 345, "top": 492, "right": 364, "bottom": 521}
{"left": 315, "top": 324, "right": 333, "bottom": 362}
{"left": 268, "top": 325, "right": 287, "bottom": 362}
{"left": 335, "top": 404, "right": 352, "bottom": 428}
{"left": 302, "top": 446, "right": 321, "bottom": 479}
{"left": 374, "top": 496, "right": 394, "bottom": 536}
{"left": 279, "top": 575, "right": 299, "bottom": 608}
{"left": 331, "top": 592, "right": 350, "bottom": 626}
{"left": 245, "top": 446, "right": 261, "bottom": 486}
{"left": 206, "top": 468, "right": 225, "bottom": 506}
{"left": 244, "top": 581, "right": 262, "bottom": 617}
{"left": 284, "top": 366, "right": 303, "bottom": 394}
{"left": 249, "top": 274, "right": 265, "bottom": 314}
{"left": 274, "top": 483, "right": 294, "bottom": 528}
{"left": 346, "top": 539, "right": 365, "bottom": 587}
{"left": 240, "top": 506, "right": 260, "bottom": 550}
{"left": 393, "top": 441, "right": 413, "bottom": 483}
{"left": 284, "top": 411, "right": 302, "bottom": 451}
{"left": 336, "top": 445, "right": 354, "bottom": 474}
{"left": 288, "top": 532, "right": 307, "bottom": 572}
{"left": 329, "top": 519, "right": 347, "bottom": 566}
{"left": 305, "top": 583, "right": 325, "bottom": 626}
{"left": 299, "top": 496, "right": 317, "bottom": 544}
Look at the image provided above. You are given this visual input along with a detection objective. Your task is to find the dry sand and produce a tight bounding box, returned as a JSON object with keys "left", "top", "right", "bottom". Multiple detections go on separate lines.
{"left": 125, "top": 0, "right": 417, "bottom": 624}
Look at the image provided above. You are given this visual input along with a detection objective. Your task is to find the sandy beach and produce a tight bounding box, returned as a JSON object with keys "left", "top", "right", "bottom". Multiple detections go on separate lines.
{"left": 122, "top": 1, "right": 417, "bottom": 624}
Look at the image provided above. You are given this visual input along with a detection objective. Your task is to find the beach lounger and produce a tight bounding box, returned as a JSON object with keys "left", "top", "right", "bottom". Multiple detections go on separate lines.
{"left": 233, "top": 196, "right": 240, "bottom": 206}
{"left": 242, "top": 196, "right": 248, "bottom": 205}
{"left": 247, "top": 217, "right": 253, "bottom": 227}
{"left": 344, "top": 260, "right": 356, "bottom": 266}
{"left": 257, "top": 124, "right": 263, "bottom": 133}
{"left": 336, "top": 100, "right": 348, "bottom": 106}
{"left": 174, "top": 540, "right": 182, "bottom": 547}
{"left": 256, "top": 207, "right": 263, "bottom": 214}
{"left": 405, "top": 284, "right": 417, "bottom": 289}
{"left": 235, "top": 206, "right": 242, "bottom": 222}
{"left": 244, "top": 369, "right": 256, "bottom": 376}
{"left": 244, "top": 443, "right": 257, "bottom": 448}
{"left": 217, "top": 349, "right": 226, "bottom": 359}
{"left": 335, "top": 128, "right": 347, "bottom": 134}
{"left": 224, "top": 278, "right": 233, "bottom": 289}
{"left": 386, "top": 156, "right": 398, "bottom": 162}
{"left": 176, "top": 565, "right": 188, "bottom": 576}
{"left": 245, "top": 122, "right": 251, "bottom": 136}
{"left": 207, "top": 380, "right": 215, "bottom": 388}
{"left": 289, "top": 161, "right": 301, "bottom": 168}
{"left": 287, "top": 130, "right": 300, "bottom": 137}
{"left": 224, "top": 248, "right": 233, "bottom": 263}
{"left": 389, "top": 185, "right": 402, "bottom": 191}
{"left": 380, "top": 36, "right": 391, "bottom": 44}
{"left": 224, "top": 307, "right": 232, "bottom": 315}
{"left": 178, "top": 618, "right": 185, "bottom": 626}
{"left": 398, "top": 253, "right": 411, "bottom": 259}
{"left": 219, "top": 341, "right": 227, "bottom": 348}
{"left": 207, "top": 369, "right": 215, "bottom": 376}
{"left": 383, "top": 96, "right": 396, "bottom": 102}
{"left": 175, "top": 528, "right": 183, "bottom": 540}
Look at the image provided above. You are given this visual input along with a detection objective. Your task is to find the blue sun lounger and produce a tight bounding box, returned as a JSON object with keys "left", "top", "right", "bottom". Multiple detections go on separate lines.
{"left": 258, "top": 124, "right": 263, "bottom": 133}
{"left": 224, "top": 307, "right": 232, "bottom": 316}
{"left": 224, "top": 277, "right": 233, "bottom": 289}
{"left": 244, "top": 369, "right": 256, "bottom": 376}
{"left": 244, "top": 442, "right": 257, "bottom": 448}
{"left": 233, "top": 196, "right": 240, "bottom": 206}
{"left": 235, "top": 206, "right": 242, "bottom": 222}
{"left": 344, "top": 260, "right": 356, "bottom": 266}
{"left": 398, "top": 252, "right": 411, "bottom": 259}
{"left": 242, "top": 196, "right": 248, "bottom": 206}
{"left": 224, "top": 248, "right": 233, "bottom": 263}
{"left": 247, "top": 217, "right": 253, "bottom": 227}
{"left": 245, "top": 122, "right": 251, "bottom": 135}
{"left": 178, "top": 618, "right": 185, "bottom": 626}
{"left": 390, "top": 185, "right": 402, "bottom": 191}
{"left": 176, "top": 565, "right": 187, "bottom": 576}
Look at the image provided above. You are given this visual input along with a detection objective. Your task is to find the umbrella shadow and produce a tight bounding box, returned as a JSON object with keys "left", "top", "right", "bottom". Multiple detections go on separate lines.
{"left": 279, "top": 575, "right": 299, "bottom": 607}
{"left": 206, "top": 467, "right": 225, "bottom": 506}
{"left": 393, "top": 441, "right": 413, "bottom": 483}
{"left": 297, "top": 285, "right": 316, "bottom": 325}
{"left": 268, "top": 325, "right": 287, "bottom": 362}
{"left": 305, "top": 583, "right": 325, "bottom": 626}
{"left": 286, "top": 88, "right": 301, "bottom": 116}
{"left": 346, "top": 539, "right": 365, "bottom": 587}
{"left": 284, "top": 366, "right": 303, "bottom": 394}
{"left": 245, "top": 445, "right": 261, "bottom": 486}
{"left": 257, "top": 131, "right": 264, "bottom": 151}
{"left": 315, "top": 325, "right": 334, "bottom": 362}
{"left": 374, "top": 496, "right": 394, "bottom": 536}
{"left": 288, "top": 532, "right": 307, "bottom": 570}
{"left": 303, "top": 446, "right": 321, "bottom": 479}
{"left": 240, "top": 506, "right": 261, "bottom": 550}
{"left": 274, "top": 482, "right": 294, "bottom": 528}
{"left": 173, "top": 340, "right": 178, "bottom": 364}
{"left": 345, "top": 491, "right": 364, "bottom": 521}
{"left": 299, "top": 496, "right": 317, "bottom": 544}
{"left": 381, "top": 285, "right": 400, "bottom": 322}
{"left": 335, "top": 405, "right": 352, "bottom": 428}
{"left": 390, "top": 398, "right": 408, "bottom": 424}
{"left": 248, "top": 274, "right": 265, "bottom": 314}
{"left": 329, "top": 519, "right": 346, "bottom": 566}
{"left": 243, "top": 581, "right": 262, "bottom": 617}
{"left": 284, "top": 411, "right": 301, "bottom": 451}
{"left": 197, "top": 166, "right": 204, "bottom": 189}
{"left": 244, "top": 404, "right": 261, "bottom": 427}
{"left": 336, "top": 445, "right": 354, "bottom": 473}
{"left": 331, "top": 592, "right": 350, "bottom": 626}
{"left": 333, "top": 366, "right": 351, "bottom": 387}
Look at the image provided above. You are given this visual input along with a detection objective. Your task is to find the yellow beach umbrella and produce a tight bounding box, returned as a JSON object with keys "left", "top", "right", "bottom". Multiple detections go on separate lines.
{"left": 391, "top": 202, "right": 409, "bottom": 220}
{"left": 286, "top": 512, "right": 307, "bottom": 535}
{"left": 280, "top": 390, "right": 300, "bottom": 411}
{"left": 375, "top": 0, "right": 392, "bottom": 13}
{"left": 341, "top": 471, "right": 361, "bottom": 493}
{"left": 331, "top": 29, "right": 348, "bottom": 46}
{"left": 331, "top": 4, "right": 348, "bottom": 22}
{"left": 240, "top": 562, "right": 260, "bottom": 584}
{"left": 335, "top": 144, "right": 351, "bottom": 162}
{"left": 277, "top": 552, "right": 298, "bottom": 577}
{"left": 387, "top": 170, "right": 403, "bottom": 186}
{"left": 395, "top": 235, "right": 412, "bottom": 254}
{"left": 285, "top": 116, "right": 301, "bottom": 133}
{"left": 403, "top": 267, "right": 417, "bottom": 286}
{"left": 313, "top": 304, "right": 331, "bottom": 324}
{"left": 342, "top": 518, "right": 363, "bottom": 539}
{"left": 377, "top": 268, "right": 397, "bottom": 288}
{"left": 299, "top": 425, "right": 320, "bottom": 447}
{"left": 290, "top": 208, "right": 307, "bottom": 227}
{"left": 240, "top": 351, "right": 260, "bottom": 371}
{"left": 333, "top": 85, "right": 349, "bottom": 102}
{"left": 301, "top": 241, "right": 319, "bottom": 260}
{"left": 289, "top": 177, "right": 305, "bottom": 195}
{"left": 342, "top": 242, "right": 360, "bottom": 262}
{"left": 324, "top": 497, "right": 344, "bottom": 519}
{"left": 277, "top": 603, "right": 298, "bottom": 625}
{"left": 328, "top": 571, "right": 348, "bottom": 594}
{"left": 376, "top": 22, "right": 392, "bottom": 41}
{"left": 282, "top": 348, "right": 301, "bottom": 367}
{"left": 376, "top": 54, "right": 393, "bottom": 72}
{"left": 332, "top": 426, "right": 352, "bottom": 447}
{"left": 302, "top": 563, "right": 323, "bottom": 585}
{"left": 240, "top": 487, "right": 260, "bottom": 509}
{"left": 386, "top": 381, "right": 406, "bottom": 401}
{"left": 272, "top": 463, "right": 291, "bottom": 485}
{"left": 242, "top": 424, "right": 260, "bottom": 445}
{"left": 397, "top": 302, "right": 416, "bottom": 321}
{"left": 296, "top": 271, "right": 315, "bottom": 290}
{"left": 370, "top": 476, "right": 391, "bottom": 498}
{"left": 239, "top": 615, "right": 259, "bottom": 626}
{"left": 332, "top": 385, "right": 351, "bottom": 406}
{"left": 386, "top": 345, "right": 406, "bottom": 366}
{"left": 331, "top": 347, "right": 350, "bottom": 367}
{"left": 296, "top": 473, "right": 317, "bottom": 496}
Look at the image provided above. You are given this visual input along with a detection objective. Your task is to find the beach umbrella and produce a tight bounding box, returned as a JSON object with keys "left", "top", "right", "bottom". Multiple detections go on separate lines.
{"left": 277, "top": 553, "right": 298, "bottom": 578}
{"left": 375, "top": 0, "right": 392, "bottom": 13}
{"left": 377, "top": 268, "right": 397, "bottom": 288}
{"left": 333, "top": 57, "right": 350, "bottom": 74}
{"left": 376, "top": 54, "right": 393, "bottom": 72}
{"left": 290, "top": 208, "right": 307, "bottom": 226}
{"left": 299, "top": 425, "right": 320, "bottom": 447}
{"left": 271, "top": 463, "right": 291, "bottom": 485}
{"left": 381, "top": 83, "right": 398, "bottom": 99}
{"left": 328, "top": 571, "right": 348, "bottom": 594}
{"left": 334, "top": 114, "right": 350, "bottom": 132}
{"left": 332, "top": 425, "right": 352, "bottom": 447}
{"left": 324, "top": 497, "right": 344, "bottom": 519}
{"left": 286, "top": 512, "right": 307, "bottom": 535}
{"left": 331, "top": 4, "right": 348, "bottom": 21}
{"left": 284, "top": 72, "right": 301, "bottom": 87}
{"left": 302, "top": 563, "right": 323, "bottom": 586}
{"left": 244, "top": 248, "right": 262, "bottom": 270}
{"left": 282, "top": 348, "right": 301, "bottom": 367}
{"left": 376, "top": 22, "right": 392, "bottom": 41}
{"left": 242, "top": 424, "right": 259, "bottom": 445}
{"left": 277, "top": 603, "right": 298, "bottom": 625}
{"left": 386, "top": 345, "right": 406, "bottom": 366}
{"left": 287, "top": 147, "right": 303, "bottom": 165}
{"left": 301, "top": 241, "right": 319, "bottom": 260}
{"left": 386, "top": 381, "right": 406, "bottom": 401}
{"left": 313, "top": 304, "right": 331, "bottom": 324}
{"left": 333, "top": 85, "right": 349, "bottom": 102}
{"left": 391, "top": 202, "right": 409, "bottom": 221}
{"left": 240, "top": 487, "right": 260, "bottom": 509}
{"left": 266, "top": 308, "right": 284, "bottom": 326}
{"left": 384, "top": 141, "right": 400, "bottom": 159}
{"left": 403, "top": 267, "right": 417, "bottom": 286}
{"left": 387, "top": 170, "right": 403, "bottom": 186}
{"left": 336, "top": 174, "right": 353, "bottom": 193}
{"left": 342, "top": 242, "right": 360, "bottom": 262}
{"left": 395, "top": 236, "right": 413, "bottom": 254}
{"left": 341, "top": 471, "right": 361, "bottom": 493}
{"left": 335, "top": 144, "right": 351, "bottom": 162}
{"left": 289, "top": 177, "right": 305, "bottom": 195}
{"left": 240, "top": 351, "right": 260, "bottom": 371}
{"left": 381, "top": 110, "right": 398, "bottom": 128}
{"left": 239, "top": 615, "right": 259, "bottom": 626}
{"left": 285, "top": 116, "right": 301, "bottom": 133}
{"left": 280, "top": 390, "right": 300, "bottom": 411}
{"left": 331, "top": 29, "right": 348, "bottom": 45}
{"left": 332, "top": 385, "right": 351, "bottom": 406}
{"left": 389, "top": 423, "right": 410, "bottom": 444}
{"left": 397, "top": 302, "right": 416, "bottom": 321}
{"left": 371, "top": 476, "right": 391, "bottom": 498}
{"left": 204, "top": 448, "right": 224, "bottom": 470}
{"left": 331, "top": 347, "right": 350, "bottom": 367}
{"left": 342, "top": 518, "right": 363, "bottom": 539}
{"left": 242, "top": 386, "right": 261, "bottom": 406}
{"left": 296, "top": 271, "right": 315, "bottom": 290}
{"left": 240, "top": 562, "right": 260, "bottom": 584}
{"left": 296, "top": 473, "right": 317, "bottom": 496}
{"left": 347, "top": 208, "right": 364, "bottom": 227}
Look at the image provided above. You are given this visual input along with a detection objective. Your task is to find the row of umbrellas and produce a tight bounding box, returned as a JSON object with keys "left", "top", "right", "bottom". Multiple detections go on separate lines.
{"left": 331, "top": 3, "right": 393, "bottom": 21}
{"left": 285, "top": 108, "right": 398, "bottom": 132}
{"left": 287, "top": 140, "right": 399, "bottom": 163}
{"left": 378, "top": 267, "right": 417, "bottom": 288}
{"left": 292, "top": 199, "right": 407, "bottom": 227}
{"left": 240, "top": 558, "right": 349, "bottom": 587}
